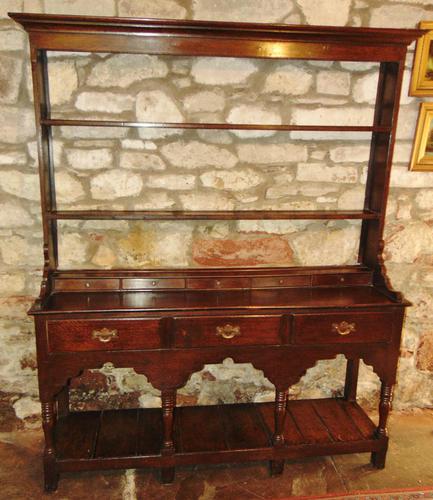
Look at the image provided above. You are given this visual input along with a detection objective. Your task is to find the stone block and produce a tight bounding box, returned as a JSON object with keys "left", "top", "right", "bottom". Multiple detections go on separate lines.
{"left": 136, "top": 90, "right": 183, "bottom": 123}
{"left": 200, "top": 168, "right": 264, "bottom": 191}
{"left": 144, "top": 174, "right": 195, "bottom": 190}
{"left": 0, "top": 106, "right": 35, "bottom": 144}
{"left": 119, "top": 151, "right": 166, "bottom": 171}
{"left": 353, "top": 73, "right": 378, "bottom": 104}
{"left": 192, "top": 236, "right": 294, "bottom": 266}
{"left": 61, "top": 126, "right": 128, "bottom": 139}
{"left": 192, "top": 0, "right": 293, "bottom": 23}
{"left": 0, "top": 0, "right": 22, "bottom": 18}
{"left": 227, "top": 105, "right": 281, "bottom": 138}
{"left": 298, "top": 0, "right": 351, "bottom": 25}
{"left": 0, "top": 30, "right": 25, "bottom": 51}
{"left": 87, "top": 54, "right": 168, "bottom": 88}
{"left": 0, "top": 151, "right": 26, "bottom": 165}
{"left": 391, "top": 167, "right": 433, "bottom": 188}
{"left": 329, "top": 145, "right": 371, "bottom": 163}
{"left": 66, "top": 148, "right": 113, "bottom": 170}
{"left": 183, "top": 91, "right": 225, "bottom": 113}
{"left": 0, "top": 235, "right": 42, "bottom": 266}
{"left": 0, "top": 273, "right": 25, "bottom": 295}
{"left": 161, "top": 141, "right": 237, "bottom": 169}
{"left": 180, "top": 192, "right": 235, "bottom": 210}
{"left": 237, "top": 143, "right": 307, "bottom": 164}
{"left": 0, "top": 203, "right": 33, "bottom": 228}
{"left": 118, "top": 0, "right": 187, "bottom": 18}
{"left": 370, "top": 4, "right": 425, "bottom": 28}
{"left": 0, "top": 171, "right": 39, "bottom": 201}
{"left": 44, "top": 0, "right": 116, "bottom": 16}
{"left": 317, "top": 71, "right": 350, "bottom": 96}
{"left": 415, "top": 190, "right": 433, "bottom": 210}
{"left": 48, "top": 61, "right": 78, "bottom": 105}
{"left": 292, "top": 106, "right": 373, "bottom": 127}
{"left": 0, "top": 55, "right": 22, "bottom": 104}
{"left": 55, "top": 171, "right": 85, "bottom": 203}
{"left": 264, "top": 63, "right": 313, "bottom": 95}
{"left": 76, "top": 92, "right": 134, "bottom": 114}
{"left": 337, "top": 186, "right": 366, "bottom": 210}
{"left": 292, "top": 225, "right": 359, "bottom": 266}
{"left": 58, "top": 233, "right": 89, "bottom": 268}
{"left": 297, "top": 163, "right": 358, "bottom": 183}
{"left": 90, "top": 170, "right": 143, "bottom": 199}
{"left": 191, "top": 57, "right": 257, "bottom": 85}
{"left": 384, "top": 222, "right": 433, "bottom": 264}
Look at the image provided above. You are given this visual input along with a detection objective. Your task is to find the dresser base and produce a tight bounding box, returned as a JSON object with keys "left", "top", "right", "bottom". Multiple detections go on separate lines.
{"left": 47, "top": 398, "right": 386, "bottom": 488}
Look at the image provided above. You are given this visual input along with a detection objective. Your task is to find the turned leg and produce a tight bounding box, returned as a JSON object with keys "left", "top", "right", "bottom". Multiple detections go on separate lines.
{"left": 344, "top": 358, "right": 360, "bottom": 402}
{"left": 371, "top": 382, "right": 393, "bottom": 469}
{"left": 160, "top": 389, "right": 176, "bottom": 484}
{"left": 41, "top": 401, "right": 59, "bottom": 492}
{"left": 270, "top": 389, "right": 287, "bottom": 476}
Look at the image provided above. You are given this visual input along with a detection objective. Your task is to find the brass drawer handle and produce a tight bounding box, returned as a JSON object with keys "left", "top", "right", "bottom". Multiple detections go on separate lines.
{"left": 91, "top": 328, "right": 118, "bottom": 343}
{"left": 332, "top": 321, "right": 356, "bottom": 336}
{"left": 216, "top": 324, "right": 241, "bottom": 340}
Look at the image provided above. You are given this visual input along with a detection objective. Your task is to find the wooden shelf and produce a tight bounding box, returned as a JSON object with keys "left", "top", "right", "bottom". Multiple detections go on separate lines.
{"left": 50, "top": 210, "right": 380, "bottom": 221}
{"left": 42, "top": 118, "right": 391, "bottom": 133}
{"left": 55, "top": 399, "right": 378, "bottom": 471}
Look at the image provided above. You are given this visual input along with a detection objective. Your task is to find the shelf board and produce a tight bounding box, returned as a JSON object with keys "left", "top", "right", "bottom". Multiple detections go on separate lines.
{"left": 49, "top": 210, "right": 380, "bottom": 221}
{"left": 55, "top": 399, "right": 377, "bottom": 470}
{"left": 42, "top": 118, "right": 391, "bottom": 133}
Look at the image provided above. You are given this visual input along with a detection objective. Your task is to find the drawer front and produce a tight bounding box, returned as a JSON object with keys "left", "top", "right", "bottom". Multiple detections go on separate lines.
{"left": 122, "top": 278, "right": 184, "bottom": 290}
{"left": 186, "top": 278, "right": 250, "bottom": 290}
{"left": 47, "top": 318, "right": 161, "bottom": 353}
{"left": 53, "top": 279, "right": 120, "bottom": 291}
{"left": 252, "top": 275, "right": 310, "bottom": 288}
{"left": 292, "top": 312, "right": 393, "bottom": 345}
{"left": 312, "top": 273, "right": 372, "bottom": 286}
{"left": 174, "top": 316, "right": 283, "bottom": 348}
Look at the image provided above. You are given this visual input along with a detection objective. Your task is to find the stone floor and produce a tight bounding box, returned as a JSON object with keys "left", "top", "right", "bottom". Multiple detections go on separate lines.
{"left": 0, "top": 409, "right": 432, "bottom": 500}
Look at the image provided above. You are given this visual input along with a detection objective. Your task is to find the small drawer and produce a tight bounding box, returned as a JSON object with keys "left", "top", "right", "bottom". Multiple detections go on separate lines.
{"left": 252, "top": 275, "right": 311, "bottom": 288}
{"left": 122, "top": 278, "right": 184, "bottom": 290}
{"left": 53, "top": 279, "right": 120, "bottom": 291}
{"left": 47, "top": 318, "right": 161, "bottom": 353}
{"left": 174, "top": 315, "right": 283, "bottom": 348}
{"left": 186, "top": 278, "right": 251, "bottom": 290}
{"left": 312, "top": 273, "right": 372, "bottom": 286}
{"left": 292, "top": 311, "right": 393, "bottom": 345}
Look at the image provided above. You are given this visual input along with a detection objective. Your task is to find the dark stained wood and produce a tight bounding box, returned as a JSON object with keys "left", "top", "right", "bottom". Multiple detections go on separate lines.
{"left": 11, "top": 12, "right": 416, "bottom": 491}
{"left": 312, "top": 399, "right": 364, "bottom": 442}
{"left": 56, "top": 411, "right": 99, "bottom": 459}
{"left": 292, "top": 311, "right": 394, "bottom": 344}
{"left": 95, "top": 410, "right": 138, "bottom": 458}
{"left": 137, "top": 409, "right": 163, "bottom": 456}
{"left": 175, "top": 405, "right": 228, "bottom": 453}
{"left": 219, "top": 404, "right": 271, "bottom": 450}
{"left": 41, "top": 118, "right": 393, "bottom": 133}
{"left": 49, "top": 209, "right": 380, "bottom": 221}
{"left": 337, "top": 400, "right": 376, "bottom": 439}
{"left": 46, "top": 318, "right": 162, "bottom": 352}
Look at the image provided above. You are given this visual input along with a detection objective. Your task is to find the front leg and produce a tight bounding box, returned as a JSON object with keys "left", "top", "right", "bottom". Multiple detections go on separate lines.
{"left": 270, "top": 389, "right": 287, "bottom": 476}
{"left": 41, "top": 401, "right": 59, "bottom": 492}
{"left": 371, "top": 381, "right": 393, "bottom": 469}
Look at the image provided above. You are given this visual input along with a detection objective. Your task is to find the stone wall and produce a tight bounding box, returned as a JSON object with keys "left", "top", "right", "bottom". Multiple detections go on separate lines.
{"left": 1, "top": 0, "right": 432, "bottom": 426}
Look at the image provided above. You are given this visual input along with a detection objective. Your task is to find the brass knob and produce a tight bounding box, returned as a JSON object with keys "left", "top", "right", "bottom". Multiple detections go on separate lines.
{"left": 216, "top": 324, "right": 241, "bottom": 339}
{"left": 91, "top": 328, "right": 118, "bottom": 343}
{"left": 332, "top": 321, "right": 356, "bottom": 336}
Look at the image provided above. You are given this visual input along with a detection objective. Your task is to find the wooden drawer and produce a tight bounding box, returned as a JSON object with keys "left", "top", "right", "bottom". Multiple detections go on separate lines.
{"left": 312, "top": 273, "right": 372, "bottom": 286}
{"left": 292, "top": 311, "right": 393, "bottom": 345}
{"left": 47, "top": 318, "right": 161, "bottom": 353}
{"left": 122, "top": 278, "right": 184, "bottom": 290}
{"left": 252, "top": 275, "right": 310, "bottom": 288}
{"left": 53, "top": 279, "right": 120, "bottom": 291}
{"left": 174, "top": 315, "right": 283, "bottom": 348}
{"left": 186, "top": 278, "right": 250, "bottom": 290}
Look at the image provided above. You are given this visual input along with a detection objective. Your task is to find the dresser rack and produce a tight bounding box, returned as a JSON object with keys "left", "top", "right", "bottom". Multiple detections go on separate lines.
{"left": 10, "top": 12, "right": 422, "bottom": 491}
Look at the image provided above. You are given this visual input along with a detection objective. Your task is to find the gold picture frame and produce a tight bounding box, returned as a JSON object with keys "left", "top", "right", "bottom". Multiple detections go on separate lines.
{"left": 410, "top": 102, "right": 433, "bottom": 171}
{"left": 410, "top": 21, "right": 433, "bottom": 96}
